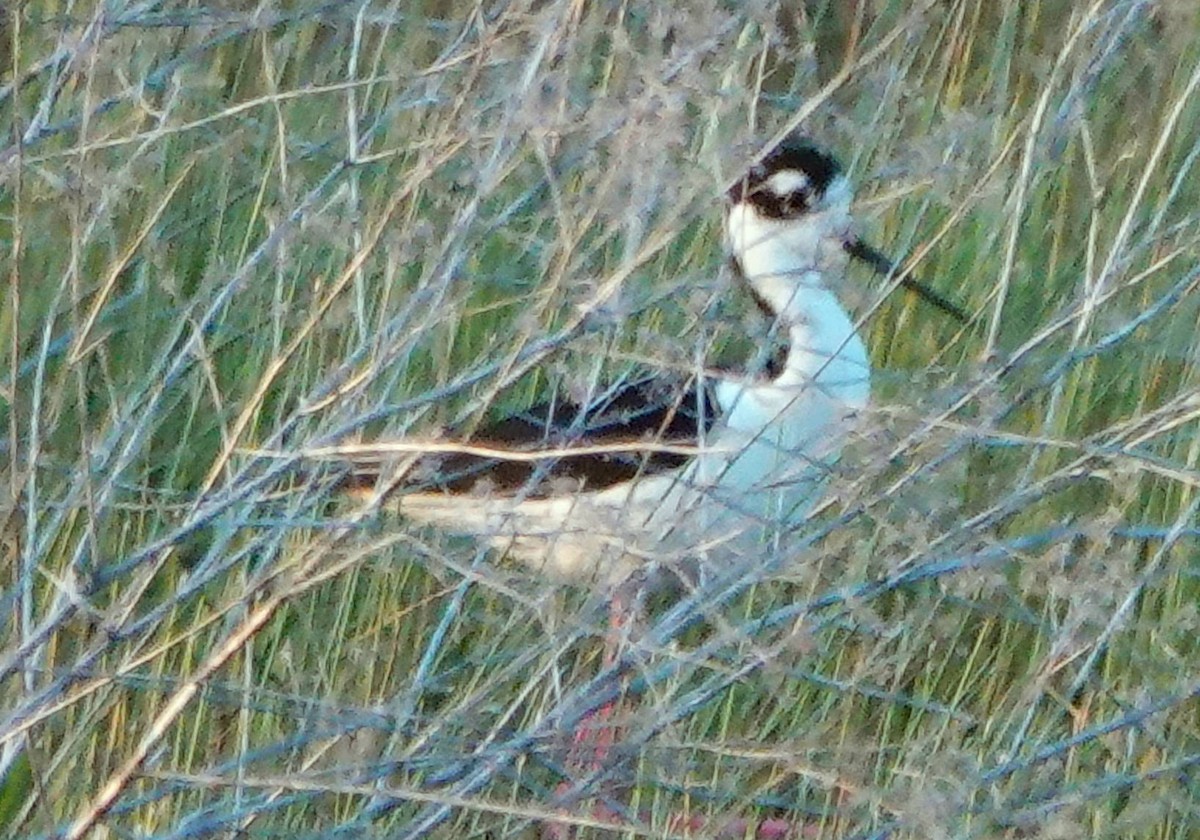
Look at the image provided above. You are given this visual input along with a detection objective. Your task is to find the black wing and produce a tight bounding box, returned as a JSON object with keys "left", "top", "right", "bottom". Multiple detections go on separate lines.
{"left": 351, "top": 376, "right": 720, "bottom": 499}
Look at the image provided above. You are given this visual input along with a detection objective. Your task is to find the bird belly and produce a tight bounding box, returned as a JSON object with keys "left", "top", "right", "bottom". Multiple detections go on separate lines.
{"left": 395, "top": 475, "right": 698, "bottom": 585}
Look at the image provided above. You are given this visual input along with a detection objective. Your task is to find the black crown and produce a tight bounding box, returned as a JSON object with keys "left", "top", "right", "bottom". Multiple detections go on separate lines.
{"left": 728, "top": 134, "right": 843, "bottom": 219}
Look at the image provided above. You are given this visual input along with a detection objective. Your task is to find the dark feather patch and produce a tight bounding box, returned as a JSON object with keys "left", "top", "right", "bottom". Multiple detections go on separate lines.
{"left": 726, "top": 254, "right": 792, "bottom": 381}
{"left": 348, "top": 377, "right": 720, "bottom": 499}
{"left": 727, "top": 134, "right": 843, "bottom": 220}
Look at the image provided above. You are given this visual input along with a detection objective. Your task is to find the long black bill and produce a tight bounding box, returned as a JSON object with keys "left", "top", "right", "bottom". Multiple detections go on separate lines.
{"left": 844, "top": 239, "right": 969, "bottom": 323}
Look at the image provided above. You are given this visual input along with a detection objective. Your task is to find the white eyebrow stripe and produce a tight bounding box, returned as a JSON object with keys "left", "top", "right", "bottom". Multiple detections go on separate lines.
{"left": 764, "top": 169, "right": 811, "bottom": 196}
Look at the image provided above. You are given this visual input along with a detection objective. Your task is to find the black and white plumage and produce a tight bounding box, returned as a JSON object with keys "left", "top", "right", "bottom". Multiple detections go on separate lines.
{"left": 337, "top": 135, "right": 953, "bottom": 584}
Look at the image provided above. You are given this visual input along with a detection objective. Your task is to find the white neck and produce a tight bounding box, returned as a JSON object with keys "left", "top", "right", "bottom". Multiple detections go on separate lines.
{"left": 726, "top": 200, "right": 870, "bottom": 408}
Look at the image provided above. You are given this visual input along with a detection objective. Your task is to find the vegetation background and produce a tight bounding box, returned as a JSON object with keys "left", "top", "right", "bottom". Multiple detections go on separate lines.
{"left": 1, "top": 0, "right": 1197, "bottom": 837}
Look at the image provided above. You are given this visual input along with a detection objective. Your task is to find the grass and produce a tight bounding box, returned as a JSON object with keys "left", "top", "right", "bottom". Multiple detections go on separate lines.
{"left": 2, "top": 0, "right": 1198, "bottom": 837}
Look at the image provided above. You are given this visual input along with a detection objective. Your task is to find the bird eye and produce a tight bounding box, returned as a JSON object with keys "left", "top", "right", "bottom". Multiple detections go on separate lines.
{"left": 779, "top": 188, "right": 810, "bottom": 216}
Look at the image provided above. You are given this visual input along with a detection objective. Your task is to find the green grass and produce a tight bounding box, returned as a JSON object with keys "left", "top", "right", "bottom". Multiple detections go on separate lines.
{"left": 2, "top": 1, "right": 1198, "bottom": 838}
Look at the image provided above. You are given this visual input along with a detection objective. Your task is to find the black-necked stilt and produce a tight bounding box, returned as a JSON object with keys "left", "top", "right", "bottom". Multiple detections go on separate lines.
{"left": 321, "top": 133, "right": 964, "bottom": 834}
{"left": 336, "top": 135, "right": 964, "bottom": 586}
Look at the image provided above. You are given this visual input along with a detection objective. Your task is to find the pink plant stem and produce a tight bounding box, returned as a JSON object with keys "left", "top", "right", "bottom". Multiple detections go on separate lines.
{"left": 542, "top": 596, "right": 808, "bottom": 839}
{"left": 541, "top": 598, "right": 629, "bottom": 838}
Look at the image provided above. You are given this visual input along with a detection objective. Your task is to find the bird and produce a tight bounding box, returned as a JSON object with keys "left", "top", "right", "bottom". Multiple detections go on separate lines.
{"left": 330, "top": 133, "right": 965, "bottom": 589}
{"left": 317, "top": 134, "right": 966, "bottom": 833}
